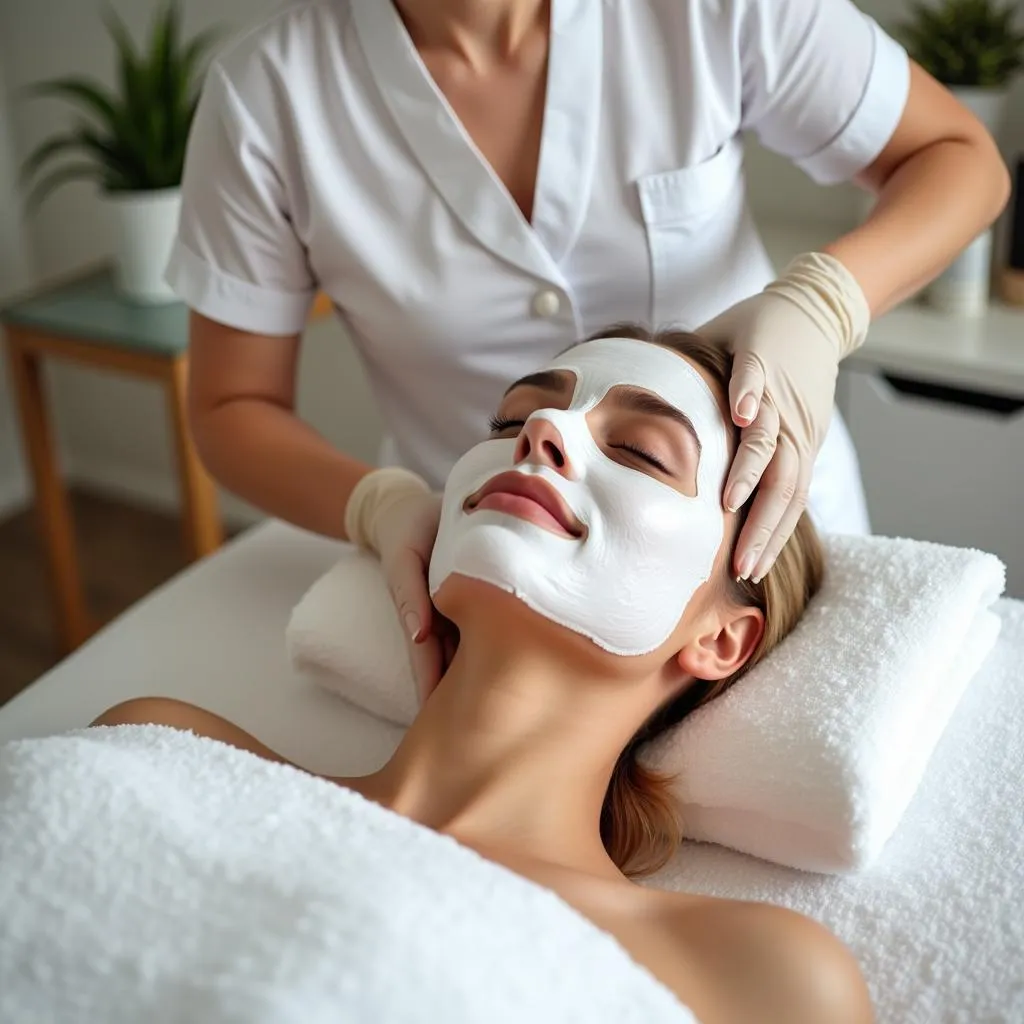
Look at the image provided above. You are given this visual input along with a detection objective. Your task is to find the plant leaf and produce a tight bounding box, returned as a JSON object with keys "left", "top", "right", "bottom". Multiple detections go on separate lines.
{"left": 894, "top": 0, "right": 1024, "bottom": 86}
{"left": 24, "top": 163, "right": 102, "bottom": 211}
{"left": 104, "top": 4, "right": 153, "bottom": 157}
{"left": 20, "top": 134, "right": 86, "bottom": 186}
{"left": 149, "top": 1, "right": 177, "bottom": 164}
{"left": 103, "top": 5, "right": 141, "bottom": 96}
{"left": 23, "top": 2, "right": 223, "bottom": 191}
{"left": 73, "top": 122, "right": 145, "bottom": 183}
{"left": 24, "top": 77, "right": 121, "bottom": 133}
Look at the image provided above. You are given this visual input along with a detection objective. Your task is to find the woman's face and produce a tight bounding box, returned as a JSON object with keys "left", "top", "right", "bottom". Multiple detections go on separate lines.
{"left": 428, "top": 338, "right": 734, "bottom": 657}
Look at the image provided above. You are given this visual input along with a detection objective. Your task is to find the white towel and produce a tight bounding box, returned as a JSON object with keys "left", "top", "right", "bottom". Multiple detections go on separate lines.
{"left": 0, "top": 725, "right": 694, "bottom": 1024}
{"left": 645, "top": 535, "right": 1004, "bottom": 872}
{"left": 287, "top": 535, "right": 1004, "bottom": 872}
{"left": 648, "top": 597, "right": 1024, "bottom": 1024}
{"left": 288, "top": 547, "right": 419, "bottom": 726}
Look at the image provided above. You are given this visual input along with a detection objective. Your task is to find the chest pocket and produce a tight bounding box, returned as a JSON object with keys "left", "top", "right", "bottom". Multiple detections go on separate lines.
{"left": 637, "top": 140, "right": 745, "bottom": 328}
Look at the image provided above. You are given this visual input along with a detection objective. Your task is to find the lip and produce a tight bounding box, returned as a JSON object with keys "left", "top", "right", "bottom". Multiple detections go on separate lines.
{"left": 465, "top": 472, "right": 585, "bottom": 539}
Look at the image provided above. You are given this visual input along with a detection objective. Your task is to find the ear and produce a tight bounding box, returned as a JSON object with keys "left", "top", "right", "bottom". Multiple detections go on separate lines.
{"left": 675, "top": 606, "right": 765, "bottom": 682}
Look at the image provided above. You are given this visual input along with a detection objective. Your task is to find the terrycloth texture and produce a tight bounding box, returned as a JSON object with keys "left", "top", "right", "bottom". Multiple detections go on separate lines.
{"left": 650, "top": 598, "right": 1024, "bottom": 1024}
{"left": 0, "top": 726, "right": 694, "bottom": 1024}
{"left": 287, "top": 535, "right": 1005, "bottom": 872}
{"left": 645, "top": 539, "right": 1004, "bottom": 872}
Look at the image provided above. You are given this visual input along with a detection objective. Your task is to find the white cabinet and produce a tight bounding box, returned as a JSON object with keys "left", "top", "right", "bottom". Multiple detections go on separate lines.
{"left": 839, "top": 367, "right": 1024, "bottom": 598}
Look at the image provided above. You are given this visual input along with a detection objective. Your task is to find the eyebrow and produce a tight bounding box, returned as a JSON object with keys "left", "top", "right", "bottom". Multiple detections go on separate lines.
{"left": 502, "top": 369, "right": 571, "bottom": 397}
{"left": 611, "top": 387, "right": 702, "bottom": 455}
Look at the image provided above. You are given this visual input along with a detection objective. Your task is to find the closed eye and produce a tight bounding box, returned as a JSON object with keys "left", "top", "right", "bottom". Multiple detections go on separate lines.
{"left": 488, "top": 414, "right": 525, "bottom": 435}
{"left": 612, "top": 443, "right": 670, "bottom": 474}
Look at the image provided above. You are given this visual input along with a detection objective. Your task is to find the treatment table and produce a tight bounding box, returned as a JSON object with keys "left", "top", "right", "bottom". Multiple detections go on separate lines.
{"left": 1, "top": 520, "right": 1021, "bottom": 1022}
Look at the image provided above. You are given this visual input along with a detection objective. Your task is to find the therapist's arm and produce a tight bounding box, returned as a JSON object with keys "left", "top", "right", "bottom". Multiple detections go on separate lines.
{"left": 187, "top": 311, "right": 371, "bottom": 540}
{"left": 824, "top": 62, "right": 1011, "bottom": 316}
{"left": 190, "top": 311, "right": 450, "bottom": 696}
{"left": 714, "top": 59, "right": 1010, "bottom": 583}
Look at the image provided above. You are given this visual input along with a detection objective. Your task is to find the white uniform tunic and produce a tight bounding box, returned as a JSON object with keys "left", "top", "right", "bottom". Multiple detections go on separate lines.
{"left": 167, "top": 0, "right": 910, "bottom": 534}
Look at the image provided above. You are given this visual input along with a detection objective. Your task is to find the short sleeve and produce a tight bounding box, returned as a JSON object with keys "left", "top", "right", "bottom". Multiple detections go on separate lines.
{"left": 165, "top": 63, "right": 317, "bottom": 336}
{"left": 738, "top": 0, "right": 911, "bottom": 186}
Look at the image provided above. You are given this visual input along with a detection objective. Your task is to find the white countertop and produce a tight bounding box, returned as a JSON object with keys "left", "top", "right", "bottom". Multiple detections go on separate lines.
{"left": 760, "top": 222, "right": 1024, "bottom": 398}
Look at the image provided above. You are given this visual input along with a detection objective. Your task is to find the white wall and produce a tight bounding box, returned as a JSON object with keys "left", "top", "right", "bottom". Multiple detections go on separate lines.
{"left": 0, "top": 0, "right": 1021, "bottom": 526}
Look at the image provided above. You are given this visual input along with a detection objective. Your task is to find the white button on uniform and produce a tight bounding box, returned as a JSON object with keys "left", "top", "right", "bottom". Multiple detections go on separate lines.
{"left": 532, "top": 289, "right": 562, "bottom": 318}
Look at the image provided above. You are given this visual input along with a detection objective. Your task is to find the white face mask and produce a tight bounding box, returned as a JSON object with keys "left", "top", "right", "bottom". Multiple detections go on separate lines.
{"left": 428, "top": 338, "right": 730, "bottom": 656}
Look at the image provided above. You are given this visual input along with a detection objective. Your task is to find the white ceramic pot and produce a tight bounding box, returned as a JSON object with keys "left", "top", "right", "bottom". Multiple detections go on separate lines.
{"left": 105, "top": 186, "right": 181, "bottom": 305}
{"left": 925, "top": 87, "right": 1008, "bottom": 317}
{"left": 928, "top": 229, "right": 994, "bottom": 317}
{"left": 950, "top": 86, "right": 1008, "bottom": 138}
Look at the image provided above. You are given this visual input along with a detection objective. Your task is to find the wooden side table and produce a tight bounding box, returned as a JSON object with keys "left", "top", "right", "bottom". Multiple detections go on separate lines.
{"left": 1, "top": 269, "right": 224, "bottom": 655}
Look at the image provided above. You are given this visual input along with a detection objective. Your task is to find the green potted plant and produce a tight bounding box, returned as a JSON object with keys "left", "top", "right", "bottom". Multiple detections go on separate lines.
{"left": 894, "top": 0, "right": 1024, "bottom": 315}
{"left": 21, "top": 2, "right": 221, "bottom": 304}
{"left": 895, "top": 0, "right": 1024, "bottom": 134}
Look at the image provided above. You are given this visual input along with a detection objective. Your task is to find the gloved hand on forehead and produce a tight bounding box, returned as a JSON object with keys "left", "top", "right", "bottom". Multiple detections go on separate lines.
{"left": 697, "top": 252, "right": 871, "bottom": 583}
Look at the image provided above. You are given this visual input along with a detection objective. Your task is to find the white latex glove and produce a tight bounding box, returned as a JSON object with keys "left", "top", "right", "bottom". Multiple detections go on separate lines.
{"left": 697, "top": 252, "right": 870, "bottom": 582}
{"left": 345, "top": 468, "right": 450, "bottom": 704}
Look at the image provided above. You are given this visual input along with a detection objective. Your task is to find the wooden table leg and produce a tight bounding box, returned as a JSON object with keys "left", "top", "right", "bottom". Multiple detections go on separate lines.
{"left": 4, "top": 334, "right": 93, "bottom": 654}
{"left": 166, "top": 355, "right": 223, "bottom": 560}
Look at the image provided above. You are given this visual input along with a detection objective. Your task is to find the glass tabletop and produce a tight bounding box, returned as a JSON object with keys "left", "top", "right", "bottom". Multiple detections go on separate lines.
{"left": 0, "top": 268, "right": 188, "bottom": 357}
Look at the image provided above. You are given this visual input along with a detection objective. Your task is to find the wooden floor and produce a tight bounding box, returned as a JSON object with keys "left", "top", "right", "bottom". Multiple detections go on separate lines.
{"left": 0, "top": 489, "right": 200, "bottom": 706}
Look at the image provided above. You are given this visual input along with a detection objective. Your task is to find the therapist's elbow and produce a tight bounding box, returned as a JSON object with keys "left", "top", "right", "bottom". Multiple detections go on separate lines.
{"left": 905, "top": 128, "right": 1011, "bottom": 236}
{"left": 992, "top": 153, "right": 1012, "bottom": 221}
{"left": 186, "top": 392, "right": 225, "bottom": 479}
{"left": 949, "top": 107, "right": 1012, "bottom": 225}
{"left": 185, "top": 384, "right": 271, "bottom": 486}
{"left": 186, "top": 391, "right": 239, "bottom": 492}
{"left": 186, "top": 385, "right": 276, "bottom": 496}
{"left": 971, "top": 131, "right": 1012, "bottom": 225}
{"left": 874, "top": 62, "right": 1012, "bottom": 228}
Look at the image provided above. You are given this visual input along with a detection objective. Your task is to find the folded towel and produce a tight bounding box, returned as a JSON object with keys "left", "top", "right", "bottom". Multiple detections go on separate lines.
{"left": 288, "top": 547, "right": 420, "bottom": 726}
{"left": 286, "top": 535, "right": 1005, "bottom": 872}
{"left": 645, "top": 537, "right": 1003, "bottom": 872}
{"left": 0, "top": 726, "right": 694, "bottom": 1024}
{"left": 648, "top": 605, "right": 1001, "bottom": 872}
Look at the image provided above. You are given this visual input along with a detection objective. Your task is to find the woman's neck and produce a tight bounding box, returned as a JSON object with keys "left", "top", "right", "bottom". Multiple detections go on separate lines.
{"left": 361, "top": 611, "right": 664, "bottom": 879}
{"left": 394, "top": 0, "right": 548, "bottom": 64}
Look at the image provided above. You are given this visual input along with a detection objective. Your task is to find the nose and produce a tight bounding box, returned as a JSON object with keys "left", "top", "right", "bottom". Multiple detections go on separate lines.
{"left": 514, "top": 414, "right": 571, "bottom": 475}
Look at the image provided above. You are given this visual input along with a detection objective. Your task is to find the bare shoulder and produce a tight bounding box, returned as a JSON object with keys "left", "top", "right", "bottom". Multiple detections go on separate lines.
{"left": 656, "top": 894, "right": 873, "bottom": 1024}
{"left": 91, "top": 697, "right": 298, "bottom": 769}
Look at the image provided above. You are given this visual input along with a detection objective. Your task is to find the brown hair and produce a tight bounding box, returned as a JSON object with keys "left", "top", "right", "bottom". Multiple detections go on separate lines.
{"left": 589, "top": 324, "right": 826, "bottom": 877}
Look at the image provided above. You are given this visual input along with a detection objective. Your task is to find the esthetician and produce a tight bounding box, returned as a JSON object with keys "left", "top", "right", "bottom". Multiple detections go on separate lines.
{"left": 166, "top": 0, "right": 1010, "bottom": 695}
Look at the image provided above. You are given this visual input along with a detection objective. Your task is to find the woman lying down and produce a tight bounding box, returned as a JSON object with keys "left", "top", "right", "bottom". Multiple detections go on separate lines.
{"left": 86, "top": 328, "right": 859, "bottom": 1022}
